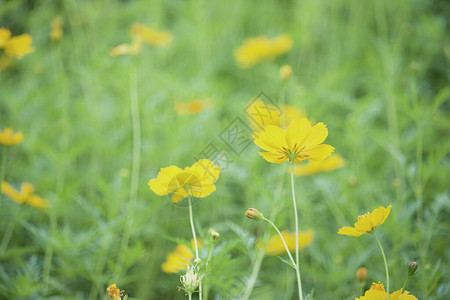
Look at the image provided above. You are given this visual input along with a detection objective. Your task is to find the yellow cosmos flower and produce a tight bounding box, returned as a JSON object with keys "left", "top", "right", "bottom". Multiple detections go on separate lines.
{"left": 293, "top": 154, "right": 345, "bottom": 176}
{"left": 107, "top": 284, "right": 127, "bottom": 300}
{"left": 174, "top": 99, "right": 211, "bottom": 115}
{"left": 132, "top": 23, "right": 173, "bottom": 46}
{"left": 356, "top": 282, "right": 418, "bottom": 300}
{"left": 280, "top": 64, "right": 293, "bottom": 80}
{"left": 1, "top": 181, "right": 49, "bottom": 208}
{"left": 50, "top": 16, "right": 63, "bottom": 42}
{"left": 234, "top": 34, "right": 293, "bottom": 68}
{"left": 338, "top": 205, "right": 392, "bottom": 237}
{"left": 265, "top": 230, "right": 314, "bottom": 256}
{"left": 109, "top": 42, "right": 142, "bottom": 57}
{"left": 281, "top": 105, "right": 307, "bottom": 128}
{"left": 0, "top": 128, "right": 23, "bottom": 146}
{"left": 0, "top": 28, "right": 34, "bottom": 59}
{"left": 148, "top": 159, "right": 220, "bottom": 203}
{"left": 161, "top": 240, "right": 203, "bottom": 273}
{"left": 253, "top": 118, "right": 334, "bottom": 164}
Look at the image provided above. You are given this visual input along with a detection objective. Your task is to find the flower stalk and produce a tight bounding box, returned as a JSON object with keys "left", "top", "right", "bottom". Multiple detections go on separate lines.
{"left": 290, "top": 161, "right": 303, "bottom": 300}
{"left": 372, "top": 233, "right": 389, "bottom": 300}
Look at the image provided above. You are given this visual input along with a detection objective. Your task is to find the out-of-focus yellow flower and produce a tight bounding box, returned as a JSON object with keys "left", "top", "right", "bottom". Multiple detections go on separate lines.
{"left": 293, "top": 154, "right": 345, "bottom": 176}
{"left": 174, "top": 99, "right": 211, "bottom": 115}
{"left": 247, "top": 98, "right": 280, "bottom": 131}
{"left": 357, "top": 266, "right": 368, "bottom": 282}
{"left": 132, "top": 23, "right": 173, "bottom": 46}
{"left": 356, "top": 282, "right": 418, "bottom": 300}
{"left": 148, "top": 159, "right": 220, "bottom": 203}
{"left": 281, "top": 105, "right": 307, "bottom": 128}
{"left": 338, "top": 205, "right": 392, "bottom": 237}
{"left": 161, "top": 240, "right": 203, "bottom": 273}
{"left": 109, "top": 42, "right": 142, "bottom": 57}
{"left": 253, "top": 118, "right": 334, "bottom": 164}
{"left": 234, "top": 34, "right": 293, "bottom": 68}
{"left": 107, "top": 284, "right": 127, "bottom": 300}
{"left": 265, "top": 230, "right": 314, "bottom": 256}
{"left": 1, "top": 181, "right": 49, "bottom": 208}
{"left": 280, "top": 64, "right": 292, "bottom": 80}
{"left": 0, "top": 128, "right": 23, "bottom": 146}
{"left": 0, "top": 28, "right": 34, "bottom": 59}
{"left": 50, "top": 16, "right": 63, "bottom": 42}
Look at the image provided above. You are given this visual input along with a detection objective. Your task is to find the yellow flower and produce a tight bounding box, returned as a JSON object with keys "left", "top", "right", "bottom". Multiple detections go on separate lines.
{"left": 280, "top": 64, "right": 292, "bottom": 80}
{"left": 0, "top": 128, "right": 23, "bottom": 146}
{"left": 174, "top": 99, "right": 211, "bottom": 115}
{"left": 107, "top": 284, "right": 126, "bottom": 300}
{"left": 50, "top": 16, "right": 63, "bottom": 42}
{"left": 148, "top": 159, "right": 220, "bottom": 203}
{"left": 253, "top": 118, "right": 334, "bottom": 164}
{"left": 281, "top": 105, "right": 307, "bottom": 128}
{"left": 234, "top": 34, "right": 293, "bottom": 68}
{"left": 0, "top": 29, "right": 34, "bottom": 59}
{"left": 1, "top": 181, "right": 49, "bottom": 208}
{"left": 161, "top": 240, "right": 203, "bottom": 273}
{"left": 265, "top": 230, "right": 314, "bottom": 256}
{"left": 293, "top": 154, "right": 345, "bottom": 176}
{"left": 338, "top": 205, "right": 392, "bottom": 237}
{"left": 109, "top": 42, "right": 142, "bottom": 57}
{"left": 356, "top": 282, "right": 418, "bottom": 300}
{"left": 131, "top": 23, "right": 173, "bottom": 46}
{"left": 247, "top": 98, "right": 281, "bottom": 131}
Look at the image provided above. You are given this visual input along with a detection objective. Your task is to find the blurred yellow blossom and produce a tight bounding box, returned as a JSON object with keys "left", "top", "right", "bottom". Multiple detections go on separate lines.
{"left": 234, "top": 34, "right": 293, "bottom": 68}
{"left": 280, "top": 64, "right": 292, "bottom": 80}
{"left": 50, "top": 16, "right": 63, "bottom": 42}
{"left": 338, "top": 205, "right": 392, "bottom": 237}
{"left": 293, "top": 154, "right": 345, "bottom": 176}
{"left": 253, "top": 118, "right": 334, "bottom": 164}
{"left": 161, "top": 240, "right": 203, "bottom": 273}
{"left": 109, "top": 42, "right": 141, "bottom": 57}
{"left": 148, "top": 159, "right": 220, "bottom": 203}
{"left": 356, "top": 282, "right": 417, "bottom": 300}
{"left": 0, "top": 28, "right": 34, "bottom": 59}
{"left": 247, "top": 98, "right": 280, "bottom": 131}
{"left": 174, "top": 99, "right": 211, "bottom": 115}
{"left": 0, "top": 128, "right": 23, "bottom": 146}
{"left": 281, "top": 105, "right": 307, "bottom": 128}
{"left": 1, "top": 181, "right": 49, "bottom": 208}
{"left": 107, "top": 284, "right": 127, "bottom": 300}
{"left": 132, "top": 23, "right": 173, "bottom": 46}
{"left": 265, "top": 230, "right": 314, "bottom": 256}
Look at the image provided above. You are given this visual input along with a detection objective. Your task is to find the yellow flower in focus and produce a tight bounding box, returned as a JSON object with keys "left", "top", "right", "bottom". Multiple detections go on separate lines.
{"left": 265, "top": 230, "right": 314, "bottom": 256}
{"left": 356, "top": 282, "right": 418, "bottom": 300}
{"left": 109, "top": 42, "right": 142, "bottom": 57}
{"left": 0, "top": 128, "right": 23, "bottom": 146}
{"left": 253, "top": 118, "right": 334, "bottom": 164}
{"left": 50, "top": 16, "right": 63, "bottom": 42}
{"left": 1, "top": 31, "right": 34, "bottom": 59}
{"left": 161, "top": 240, "right": 203, "bottom": 273}
{"left": 148, "top": 159, "right": 220, "bottom": 203}
{"left": 132, "top": 23, "right": 173, "bottom": 46}
{"left": 293, "top": 154, "right": 345, "bottom": 176}
{"left": 338, "top": 205, "right": 392, "bottom": 237}
{"left": 234, "top": 34, "right": 293, "bottom": 68}
{"left": 174, "top": 99, "right": 211, "bottom": 115}
{"left": 1, "top": 181, "right": 49, "bottom": 208}
{"left": 107, "top": 284, "right": 127, "bottom": 300}
{"left": 280, "top": 64, "right": 292, "bottom": 80}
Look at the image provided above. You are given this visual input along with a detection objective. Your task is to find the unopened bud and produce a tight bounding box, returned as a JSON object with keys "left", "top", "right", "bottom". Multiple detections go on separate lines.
{"left": 408, "top": 261, "right": 418, "bottom": 277}
{"left": 245, "top": 208, "right": 264, "bottom": 220}
{"left": 209, "top": 229, "right": 220, "bottom": 242}
{"left": 356, "top": 266, "right": 367, "bottom": 282}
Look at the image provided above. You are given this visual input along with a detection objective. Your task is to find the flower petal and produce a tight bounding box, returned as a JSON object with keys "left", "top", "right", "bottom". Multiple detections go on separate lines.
{"left": 337, "top": 226, "right": 365, "bottom": 237}
{"left": 303, "top": 144, "right": 334, "bottom": 161}
{"left": 189, "top": 159, "right": 221, "bottom": 185}
{"left": 285, "top": 118, "right": 311, "bottom": 150}
{"left": 302, "top": 122, "right": 328, "bottom": 148}
{"left": 148, "top": 166, "right": 183, "bottom": 196}
{"left": 259, "top": 151, "right": 287, "bottom": 163}
{"left": 253, "top": 125, "right": 287, "bottom": 153}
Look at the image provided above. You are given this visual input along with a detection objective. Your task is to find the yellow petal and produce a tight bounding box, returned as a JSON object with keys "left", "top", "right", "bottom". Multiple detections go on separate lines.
{"left": 253, "top": 125, "right": 287, "bottom": 153}
{"left": 189, "top": 184, "right": 216, "bottom": 199}
{"left": 171, "top": 188, "right": 187, "bottom": 203}
{"left": 26, "top": 195, "right": 49, "bottom": 208}
{"left": 1, "top": 181, "right": 26, "bottom": 204}
{"left": 0, "top": 28, "right": 11, "bottom": 47}
{"left": 302, "top": 122, "right": 328, "bottom": 148}
{"left": 189, "top": 159, "right": 220, "bottom": 185}
{"left": 3, "top": 34, "right": 34, "bottom": 59}
{"left": 354, "top": 217, "right": 374, "bottom": 233}
{"left": 370, "top": 205, "right": 392, "bottom": 227}
{"left": 303, "top": 144, "right": 334, "bottom": 161}
{"left": 148, "top": 166, "right": 183, "bottom": 196}
{"left": 285, "top": 118, "right": 311, "bottom": 150}
{"left": 337, "top": 226, "right": 365, "bottom": 237}
{"left": 259, "top": 151, "right": 287, "bottom": 163}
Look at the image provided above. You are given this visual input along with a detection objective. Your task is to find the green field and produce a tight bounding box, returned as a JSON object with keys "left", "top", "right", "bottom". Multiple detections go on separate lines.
{"left": 1, "top": 0, "right": 449, "bottom": 299}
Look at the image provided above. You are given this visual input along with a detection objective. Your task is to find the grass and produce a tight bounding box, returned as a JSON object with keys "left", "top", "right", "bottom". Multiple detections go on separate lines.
{"left": 0, "top": 0, "right": 449, "bottom": 299}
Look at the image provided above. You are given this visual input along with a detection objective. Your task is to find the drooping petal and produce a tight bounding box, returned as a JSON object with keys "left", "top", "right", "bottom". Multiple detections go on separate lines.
{"left": 303, "top": 144, "right": 334, "bottom": 161}
{"left": 189, "top": 184, "right": 216, "bottom": 198}
{"left": 148, "top": 166, "right": 183, "bottom": 196}
{"left": 337, "top": 226, "right": 365, "bottom": 237}
{"left": 171, "top": 187, "right": 187, "bottom": 203}
{"left": 259, "top": 151, "right": 287, "bottom": 163}
{"left": 189, "top": 159, "right": 221, "bottom": 185}
{"left": 302, "top": 122, "right": 328, "bottom": 148}
{"left": 286, "top": 118, "right": 311, "bottom": 150}
{"left": 370, "top": 205, "right": 392, "bottom": 227}
{"left": 253, "top": 125, "right": 287, "bottom": 153}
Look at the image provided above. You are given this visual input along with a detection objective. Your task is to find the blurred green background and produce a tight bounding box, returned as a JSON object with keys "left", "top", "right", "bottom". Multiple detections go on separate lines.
{"left": 0, "top": 0, "right": 449, "bottom": 299}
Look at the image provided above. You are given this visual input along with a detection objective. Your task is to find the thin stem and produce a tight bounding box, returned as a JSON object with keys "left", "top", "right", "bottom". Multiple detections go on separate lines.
{"left": 290, "top": 162, "right": 303, "bottom": 300}
{"left": 401, "top": 277, "right": 409, "bottom": 294}
{"left": 187, "top": 195, "right": 201, "bottom": 300}
{"left": 262, "top": 216, "right": 296, "bottom": 268}
{"left": 373, "top": 233, "right": 390, "bottom": 299}
{"left": 188, "top": 293, "right": 192, "bottom": 300}
{"left": 0, "top": 147, "right": 7, "bottom": 207}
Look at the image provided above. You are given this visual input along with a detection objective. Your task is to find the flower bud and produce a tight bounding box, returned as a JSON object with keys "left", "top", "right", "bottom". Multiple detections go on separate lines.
{"left": 408, "top": 261, "right": 418, "bottom": 277}
{"left": 180, "top": 265, "right": 201, "bottom": 295}
{"left": 209, "top": 229, "right": 220, "bottom": 242}
{"left": 245, "top": 208, "right": 264, "bottom": 220}
{"left": 356, "top": 266, "right": 367, "bottom": 282}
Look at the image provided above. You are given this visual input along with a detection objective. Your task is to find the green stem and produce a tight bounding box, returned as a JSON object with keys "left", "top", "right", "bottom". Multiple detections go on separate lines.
{"left": 400, "top": 277, "right": 409, "bottom": 294}
{"left": 373, "top": 233, "right": 389, "bottom": 299}
{"left": 188, "top": 292, "right": 192, "bottom": 300}
{"left": 0, "top": 147, "right": 7, "bottom": 206}
{"left": 187, "top": 195, "right": 201, "bottom": 300}
{"left": 290, "top": 162, "right": 303, "bottom": 300}
{"left": 262, "top": 216, "right": 296, "bottom": 268}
